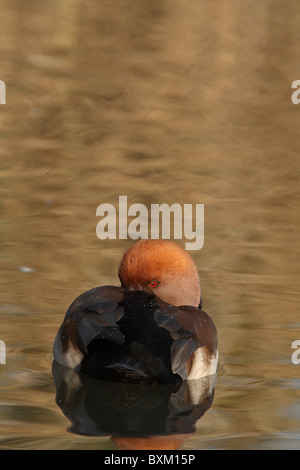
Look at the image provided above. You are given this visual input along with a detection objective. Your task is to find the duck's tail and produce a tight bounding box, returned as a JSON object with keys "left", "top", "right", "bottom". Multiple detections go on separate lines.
{"left": 81, "top": 336, "right": 181, "bottom": 384}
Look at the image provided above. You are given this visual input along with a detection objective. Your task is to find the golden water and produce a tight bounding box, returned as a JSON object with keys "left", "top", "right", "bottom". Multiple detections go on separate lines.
{"left": 0, "top": 0, "right": 299, "bottom": 449}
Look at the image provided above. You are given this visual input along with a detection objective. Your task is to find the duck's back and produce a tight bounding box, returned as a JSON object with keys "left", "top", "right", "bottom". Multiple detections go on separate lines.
{"left": 53, "top": 285, "right": 217, "bottom": 384}
{"left": 81, "top": 291, "right": 180, "bottom": 384}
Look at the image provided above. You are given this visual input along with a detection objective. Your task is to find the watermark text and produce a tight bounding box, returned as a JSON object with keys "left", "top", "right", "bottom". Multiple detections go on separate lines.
{"left": 96, "top": 196, "right": 204, "bottom": 250}
{"left": 0, "top": 80, "right": 6, "bottom": 104}
{"left": 291, "top": 340, "right": 300, "bottom": 365}
{"left": 0, "top": 340, "right": 6, "bottom": 364}
{"left": 291, "top": 80, "right": 300, "bottom": 104}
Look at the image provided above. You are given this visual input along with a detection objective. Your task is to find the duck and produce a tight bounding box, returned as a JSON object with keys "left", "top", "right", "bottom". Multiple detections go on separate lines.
{"left": 53, "top": 239, "right": 218, "bottom": 384}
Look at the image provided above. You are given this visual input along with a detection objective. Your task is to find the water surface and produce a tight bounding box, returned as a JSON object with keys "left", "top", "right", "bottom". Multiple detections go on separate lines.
{"left": 0, "top": 0, "right": 299, "bottom": 450}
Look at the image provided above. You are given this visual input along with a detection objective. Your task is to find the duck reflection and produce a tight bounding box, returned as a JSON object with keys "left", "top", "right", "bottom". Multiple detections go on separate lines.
{"left": 52, "top": 361, "right": 216, "bottom": 449}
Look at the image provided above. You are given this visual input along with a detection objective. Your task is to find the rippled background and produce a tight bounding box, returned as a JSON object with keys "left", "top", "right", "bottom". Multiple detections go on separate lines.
{"left": 0, "top": 0, "right": 300, "bottom": 450}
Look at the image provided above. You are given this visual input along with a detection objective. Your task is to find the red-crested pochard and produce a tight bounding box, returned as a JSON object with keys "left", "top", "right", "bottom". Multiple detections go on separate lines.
{"left": 53, "top": 240, "right": 218, "bottom": 384}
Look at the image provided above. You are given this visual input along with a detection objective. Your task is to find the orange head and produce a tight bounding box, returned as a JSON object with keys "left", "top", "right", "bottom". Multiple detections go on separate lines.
{"left": 118, "top": 239, "right": 201, "bottom": 307}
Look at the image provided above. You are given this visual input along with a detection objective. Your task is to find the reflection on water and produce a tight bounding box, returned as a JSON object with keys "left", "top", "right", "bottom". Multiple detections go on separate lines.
{"left": 52, "top": 362, "right": 216, "bottom": 450}
{"left": 0, "top": 0, "right": 300, "bottom": 450}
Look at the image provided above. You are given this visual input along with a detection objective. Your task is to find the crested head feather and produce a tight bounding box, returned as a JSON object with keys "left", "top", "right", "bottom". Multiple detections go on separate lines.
{"left": 118, "top": 240, "right": 201, "bottom": 307}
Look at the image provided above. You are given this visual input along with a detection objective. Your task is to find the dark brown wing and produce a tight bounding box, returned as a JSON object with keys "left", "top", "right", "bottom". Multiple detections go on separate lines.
{"left": 64, "top": 285, "right": 126, "bottom": 348}
{"left": 55, "top": 286, "right": 217, "bottom": 383}
{"left": 153, "top": 297, "right": 218, "bottom": 376}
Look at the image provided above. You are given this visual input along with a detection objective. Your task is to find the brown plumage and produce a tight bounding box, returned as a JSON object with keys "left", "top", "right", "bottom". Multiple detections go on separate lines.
{"left": 53, "top": 240, "right": 218, "bottom": 384}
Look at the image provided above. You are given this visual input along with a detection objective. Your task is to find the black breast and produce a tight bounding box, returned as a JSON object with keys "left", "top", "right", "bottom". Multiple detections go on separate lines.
{"left": 81, "top": 291, "right": 181, "bottom": 384}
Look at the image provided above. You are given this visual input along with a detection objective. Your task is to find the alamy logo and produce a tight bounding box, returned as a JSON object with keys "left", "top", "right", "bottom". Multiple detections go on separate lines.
{"left": 291, "top": 340, "right": 300, "bottom": 365}
{"left": 0, "top": 81, "right": 6, "bottom": 104}
{"left": 96, "top": 196, "right": 204, "bottom": 250}
{"left": 0, "top": 340, "right": 6, "bottom": 364}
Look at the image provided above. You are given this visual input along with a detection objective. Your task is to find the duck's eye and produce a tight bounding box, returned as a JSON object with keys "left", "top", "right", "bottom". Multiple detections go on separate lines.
{"left": 149, "top": 280, "right": 159, "bottom": 288}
